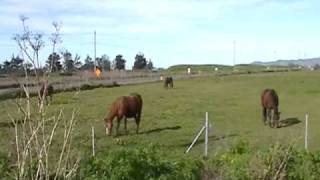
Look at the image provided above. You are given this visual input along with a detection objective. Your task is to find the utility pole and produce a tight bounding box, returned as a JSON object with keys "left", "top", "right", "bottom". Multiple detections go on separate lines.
{"left": 94, "top": 31, "right": 96, "bottom": 72}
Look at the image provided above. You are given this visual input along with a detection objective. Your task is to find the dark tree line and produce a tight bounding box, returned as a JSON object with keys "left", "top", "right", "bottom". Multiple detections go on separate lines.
{"left": 1, "top": 51, "right": 155, "bottom": 74}
{"left": 0, "top": 54, "right": 32, "bottom": 74}
{"left": 133, "top": 52, "right": 153, "bottom": 70}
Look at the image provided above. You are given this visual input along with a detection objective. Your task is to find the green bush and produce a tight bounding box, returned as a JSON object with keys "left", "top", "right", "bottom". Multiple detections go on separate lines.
{"left": 286, "top": 150, "right": 320, "bottom": 180}
{"left": 0, "top": 153, "right": 12, "bottom": 178}
{"left": 210, "top": 140, "right": 252, "bottom": 180}
{"left": 79, "top": 144, "right": 203, "bottom": 180}
{"left": 208, "top": 140, "right": 320, "bottom": 180}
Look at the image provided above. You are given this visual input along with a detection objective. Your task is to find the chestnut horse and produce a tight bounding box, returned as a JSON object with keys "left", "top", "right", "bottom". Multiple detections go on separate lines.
{"left": 164, "top": 76, "right": 173, "bottom": 88}
{"left": 39, "top": 83, "right": 54, "bottom": 105}
{"left": 261, "top": 89, "right": 280, "bottom": 128}
{"left": 104, "top": 93, "right": 143, "bottom": 136}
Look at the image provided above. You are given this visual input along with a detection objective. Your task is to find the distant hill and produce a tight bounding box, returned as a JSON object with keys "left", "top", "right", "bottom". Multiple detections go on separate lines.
{"left": 166, "top": 64, "right": 269, "bottom": 74}
{"left": 252, "top": 57, "right": 320, "bottom": 67}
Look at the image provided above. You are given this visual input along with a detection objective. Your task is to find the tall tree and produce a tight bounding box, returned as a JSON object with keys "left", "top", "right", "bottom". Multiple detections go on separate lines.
{"left": 81, "top": 55, "right": 94, "bottom": 70}
{"left": 47, "top": 52, "right": 62, "bottom": 72}
{"left": 147, "top": 59, "right": 154, "bottom": 70}
{"left": 62, "top": 51, "right": 75, "bottom": 72}
{"left": 2, "top": 60, "right": 11, "bottom": 73}
{"left": 96, "top": 54, "right": 111, "bottom": 71}
{"left": 114, "top": 54, "right": 126, "bottom": 70}
{"left": 73, "top": 54, "right": 82, "bottom": 70}
{"left": 133, "top": 52, "right": 147, "bottom": 70}
{"left": 10, "top": 54, "right": 24, "bottom": 71}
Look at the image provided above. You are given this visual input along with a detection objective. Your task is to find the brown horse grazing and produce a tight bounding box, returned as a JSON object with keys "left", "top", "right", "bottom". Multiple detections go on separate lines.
{"left": 164, "top": 76, "right": 173, "bottom": 88}
{"left": 104, "top": 93, "right": 143, "bottom": 136}
{"left": 261, "top": 89, "right": 280, "bottom": 128}
{"left": 39, "top": 83, "right": 54, "bottom": 105}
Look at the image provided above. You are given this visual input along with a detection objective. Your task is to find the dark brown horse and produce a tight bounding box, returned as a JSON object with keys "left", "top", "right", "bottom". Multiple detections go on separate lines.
{"left": 104, "top": 93, "right": 143, "bottom": 136}
{"left": 261, "top": 89, "right": 280, "bottom": 128}
{"left": 164, "top": 76, "right": 173, "bottom": 88}
{"left": 39, "top": 83, "right": 54, "bottom": 105}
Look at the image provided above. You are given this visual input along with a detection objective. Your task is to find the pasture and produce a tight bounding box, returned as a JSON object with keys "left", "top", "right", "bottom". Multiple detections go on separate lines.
{"left": 1, "top": 70, "right": 320, "bottom": 160}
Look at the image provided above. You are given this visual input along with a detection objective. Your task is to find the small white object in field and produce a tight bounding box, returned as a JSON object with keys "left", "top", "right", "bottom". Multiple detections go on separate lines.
{"left": 187, "top": 67, "right": 191, "bottom": 74}
{"left": 214, "top": 67, "right": 218, "bottom": 71}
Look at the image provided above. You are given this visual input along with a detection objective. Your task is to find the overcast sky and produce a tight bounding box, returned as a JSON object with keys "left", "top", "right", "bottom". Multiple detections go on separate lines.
{"left": 0, "top": 0, "right": 319, "bottom": 68}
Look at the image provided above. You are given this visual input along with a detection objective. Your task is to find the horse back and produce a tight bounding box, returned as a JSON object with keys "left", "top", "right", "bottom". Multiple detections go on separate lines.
{"left": 126, "top": 94, "right": 143, "bottom": 115}
{"left": 114, "top": 94, "right": 142, "bottom": 117}
{"left": 261, "top": 89, "right": 279, "bottom": 108}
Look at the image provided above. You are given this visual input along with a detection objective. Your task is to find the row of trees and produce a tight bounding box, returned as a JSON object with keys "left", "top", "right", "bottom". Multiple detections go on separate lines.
{"left": 0, "top": 51, "right": 154, "bottom": 74}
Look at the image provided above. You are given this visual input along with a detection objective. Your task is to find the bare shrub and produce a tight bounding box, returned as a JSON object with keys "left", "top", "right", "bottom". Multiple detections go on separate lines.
{"left": 10, "top": 16, "right": 80, "bottom": 179}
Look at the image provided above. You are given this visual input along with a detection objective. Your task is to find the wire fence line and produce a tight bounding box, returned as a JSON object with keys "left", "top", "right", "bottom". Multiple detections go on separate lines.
{"left": 0, "top": 68, "right": 293, "bottom": 98}
{"left": 0, "top": 71, "right": 215, "bottom": 97}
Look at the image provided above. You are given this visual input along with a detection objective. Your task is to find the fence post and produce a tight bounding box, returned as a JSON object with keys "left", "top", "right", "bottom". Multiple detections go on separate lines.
{"left": 205, "top": 112, "right": 209, "bottom": 157}
{"left": 92, "top": 126, "right": 95, "bottom": 157}
{"left": 305, "top": 113, "right": 308, "bottom": 150}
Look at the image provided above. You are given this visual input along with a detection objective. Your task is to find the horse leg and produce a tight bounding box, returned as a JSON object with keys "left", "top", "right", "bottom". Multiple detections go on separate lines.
{"left": 273, "top": 111, "right": 279, "bottom": 128}
{"left": 271, "top": 110, "right": 275, "bottom": 128}
{"left": 274, "top": 119, "right": 279, "bottom": 128}
{"left": 135, "top": 114, "right": 141, "bottom": 134}
{"left": 124, "top": 117, "right": 128, "bottom": 134}
{"left": 262, "top": 107, "right": 267, "bottom": 125}
{"left": 267, "top": 109, "right": 272, "bottom": 127}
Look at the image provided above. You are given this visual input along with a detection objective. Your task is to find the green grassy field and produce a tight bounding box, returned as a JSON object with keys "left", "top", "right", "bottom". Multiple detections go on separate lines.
{"left": 1, "top": 70, "right": 320, "bottom": 160}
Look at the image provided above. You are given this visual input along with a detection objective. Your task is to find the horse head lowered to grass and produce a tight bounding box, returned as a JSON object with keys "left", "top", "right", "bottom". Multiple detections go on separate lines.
{"left": 104, "top": 93, "right": 143, "bottom": 136}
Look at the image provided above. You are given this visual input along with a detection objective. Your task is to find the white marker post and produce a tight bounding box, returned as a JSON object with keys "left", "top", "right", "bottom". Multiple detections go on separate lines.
{"left": 92, "top": 126, "right": 95, "bottom": 157}
{"left": 205, "top": 112, "right": 209, "bottom": 157}
{"left": 305, "top": 114, "right": 308, "bottom": 150}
